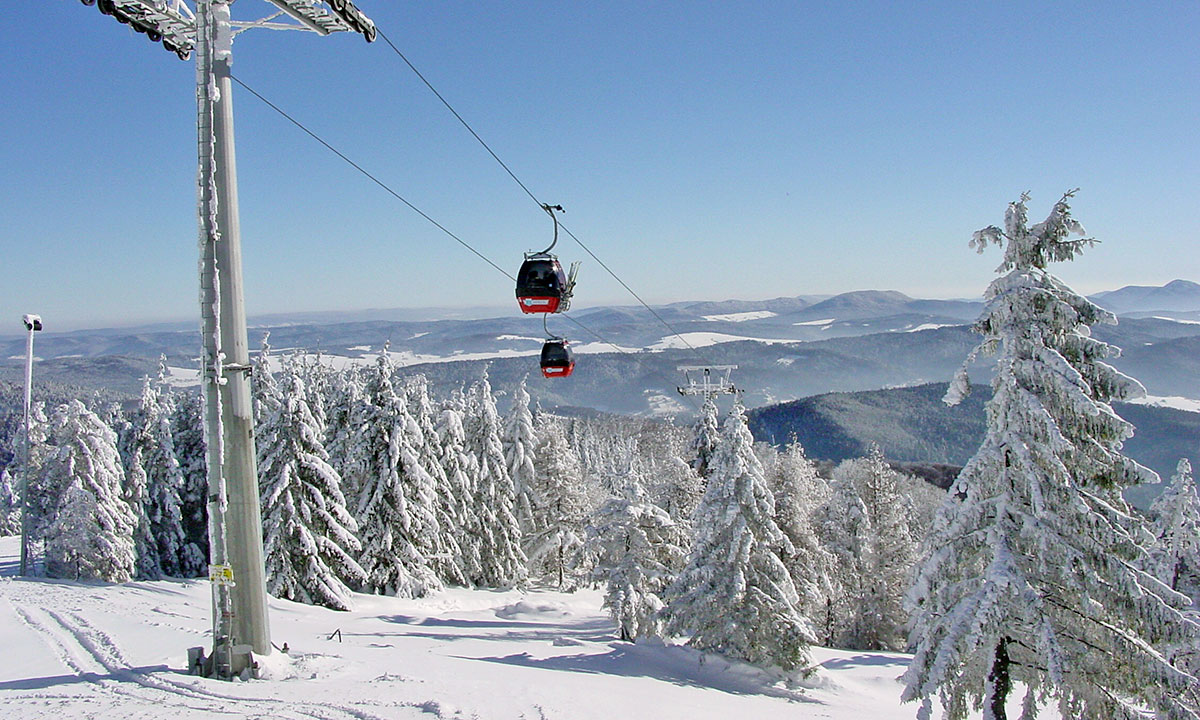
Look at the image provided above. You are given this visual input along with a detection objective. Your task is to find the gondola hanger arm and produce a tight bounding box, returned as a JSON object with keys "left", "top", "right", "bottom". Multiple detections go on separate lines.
{"left": 536, "top": 203, "right": 564, "bottom": 255}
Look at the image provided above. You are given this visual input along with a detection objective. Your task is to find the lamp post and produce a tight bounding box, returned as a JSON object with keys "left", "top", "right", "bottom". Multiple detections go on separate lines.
{"left": 18, "top": 313, "right": 42, "bottom": 577}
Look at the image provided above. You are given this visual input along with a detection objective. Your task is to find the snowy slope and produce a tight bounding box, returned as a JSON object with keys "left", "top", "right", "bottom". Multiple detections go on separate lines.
{"left": 0, "top": 537, "right": 1058, "bottom": 719}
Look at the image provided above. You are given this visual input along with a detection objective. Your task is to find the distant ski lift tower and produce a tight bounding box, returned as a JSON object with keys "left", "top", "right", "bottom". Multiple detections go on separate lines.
{"left": 79, "top": 0, "right": 376, "bottom": 679}
{"left": 677, "top": 365, "right": 739, "bottom": 398}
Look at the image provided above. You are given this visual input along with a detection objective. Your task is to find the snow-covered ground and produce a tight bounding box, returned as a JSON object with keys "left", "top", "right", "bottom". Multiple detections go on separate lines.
{"left": 0, "top": 536, "right": 1056, "bottom": 719}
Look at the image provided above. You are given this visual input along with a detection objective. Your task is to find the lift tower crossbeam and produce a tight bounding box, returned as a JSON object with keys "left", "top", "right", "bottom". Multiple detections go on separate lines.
{"left": 80, "top": 0, "right": 375, "bottom": 680}
{"left": 677, "top": 365, "right": 739, "bottom": 399}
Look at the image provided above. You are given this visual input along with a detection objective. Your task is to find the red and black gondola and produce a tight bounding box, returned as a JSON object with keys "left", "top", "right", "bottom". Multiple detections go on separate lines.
{"left": 540, "top": 338, "right": 575, "bottom": 378}
{"left": 516, "top": 254, "right": 568, "bottom": 314}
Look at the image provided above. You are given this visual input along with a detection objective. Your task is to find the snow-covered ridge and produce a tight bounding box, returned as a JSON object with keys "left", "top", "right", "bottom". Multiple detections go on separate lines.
{"left": 702, "top": 311, "right": 778, "bottom": 322}
{"left": 648, "top": 332, "right": 799, "bottom": 351}
{"left": 1127, "top": 395, "right": 1200, "bottom": 413}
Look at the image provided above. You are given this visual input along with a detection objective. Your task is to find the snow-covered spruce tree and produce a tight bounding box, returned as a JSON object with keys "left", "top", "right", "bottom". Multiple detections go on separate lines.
{"left": 1150, "top": 458, "right": 1200, "bottom": 601}
{"left": 143, "top": 358, "right": 190, "bottom": 577}
{"left": 652, "top": 455, "right": 704, "bottom": 534}
{"left": 525, "top": 421, "right": 589, "bottom": 588}
{"left": 0, "top": 465, "right": 21, "bottom": 536}
{"left": 40, "top": 400, "right": 136, "bottom": 582}
{"left": 769, "top": 440, "right": 834, "bottom": 625}
{"left": 903, "top": 192, "right": 1200, "bottom": 720}
{"left": 258, "top": 367, "right": 366, "bottom": 611}
{"left": 503, "top": 376, "right": 540, "bottom": 535}
{"left": 588, "top": 480, "right": 687, "bottom": 642}
{"left": 689, "top": 396, "right": 720, "bottom": 480}
{"left": 663, "top": 402, "right": 815, "bottom": 672}
{"left": 814, "top": 457, "right": 870, "bottom": 647}
{"left": 464, "top": 372, "right": 527, "bottom": 588}
{"left": 122, "top": 371, "right": 191, "bottom": 578}
{"left": 251, "top": 333, "right": 282, "bottom": 432}
{"left": 323, "top": 363, "right": 366, "bottom": 501}
{"left": 296, "top": 353, "right": 330, "bottom": 432}
{"left": 170, "top": 387, "right": 209, "bottom": 577}
{"left": 436, "top": 398, "right": 478, "bottom": 585}
{"left": 848, "top": 445, "right": 917, "bottom": 651}
{"left": 19, "top": 402, "right": 54, "bottom": 540}
{"left": 404, "top": 375, "right": 461, "bottom": 586}
{"left": 116, "top": 379, "right": 163, "bottom": 580}
{"left": 352, "top": 349, "right": 441, "bottom": 598}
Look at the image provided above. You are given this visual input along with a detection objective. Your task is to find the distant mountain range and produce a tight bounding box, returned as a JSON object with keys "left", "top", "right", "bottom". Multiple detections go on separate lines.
{"left": 746, "top": 382, "right": 1200, "bottom": 509}
{"left": 1, "top": 281, "right": 1198, "bottom": 418}
{"left": 1091, "top": 279, "right": 1200, "bottom": 315}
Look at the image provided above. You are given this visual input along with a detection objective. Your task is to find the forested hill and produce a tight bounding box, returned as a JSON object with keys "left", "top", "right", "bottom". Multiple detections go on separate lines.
{"left": 746, "top": 382, "right": 1200, "bottom": 508}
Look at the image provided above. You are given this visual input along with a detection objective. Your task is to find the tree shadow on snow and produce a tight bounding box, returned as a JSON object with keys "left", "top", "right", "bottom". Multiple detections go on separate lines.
{"left": 461, "top": 642, "right": 821, "bottom": 703}
{"left": 817, "top": 653, "right": 911, "bottom": 671}
{"left": 363, "top": 614, "right": 617, "bottom": 644}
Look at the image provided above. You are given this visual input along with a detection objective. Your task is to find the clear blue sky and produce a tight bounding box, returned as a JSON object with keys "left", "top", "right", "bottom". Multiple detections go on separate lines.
{"left": 2, "top": 1, "right": 1197, "bottom": 331}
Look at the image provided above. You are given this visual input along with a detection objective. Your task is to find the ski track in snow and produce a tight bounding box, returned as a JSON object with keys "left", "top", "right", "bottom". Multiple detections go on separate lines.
{"left": 0, "top": 531, "right": 1060, "bottom": 720}
{"left": 4, "top": 590, "right": 390, "bottom": 720}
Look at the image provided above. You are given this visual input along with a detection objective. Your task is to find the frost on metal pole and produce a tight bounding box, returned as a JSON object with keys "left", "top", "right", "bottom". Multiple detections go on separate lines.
{"left": 78, "top": 0, "right": 377, "bottom": 680}
{"left": 195, "top": 0, "right": 240, "bottom": 679}
{"left": 18, "top": 314, "right": 42, "bottom": 577}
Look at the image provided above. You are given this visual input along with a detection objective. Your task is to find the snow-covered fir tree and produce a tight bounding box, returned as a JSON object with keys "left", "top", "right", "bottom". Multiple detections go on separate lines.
{"left": 503, "top": 376, "right": 540, "bottom": 535}
{"left": 846, "top": 445, "right": 917, "bottom": 651}
{"left": 296, "top": 353, "right": 330, "bottom": 432}
{"left": 404, "top": 375, "right": 460, "bottom": 586}
{"left": 814, "top": 456, "right": 871, "bottom": 648}
{"left": 323, "top": 363, "right": 366, "bottom": 502}
{"left": 435, "top": 397, "right": 478, "bottom": 585}
{"left": 258, "top": 367, "right": 366, "bottom": 611}
{"left": 587, "top": 478, "right": 687, "bottom": 642}
{"left": 121, "top": 371, "right": 190, "bottom": 578}
{"left": 663, "top": 402, "right": 815, "bottom": 673}
{"left": 525, "top": 421, "right": 589, "bottom": 588}
{"left": 464, "top": 371, "right": 527, "bottom": 588}
{"left": 116, "top": 379, "right": 163, "bottom": 580}
{"left": 40, "top": 400, "right": 136, "bottom": 582}
{"left": 903, "top": 192, "right": 1200, "bottom": 720}
{"left": 651, "top": 456, "right": 704, "bottom": 534}
{"left": 251, "top": 333, "right": 282, "bottom": 431}
{"left": 768, "top": 440, "right": 834, "bottom": 624}
{"left": 17, "top": 402, "right": 52, "bottom": 539}
{"left": 144, "top": 359, "right": 189, "bottom": 577}
{"left": 170, "top": 387, "right": 209, "bottom": 577}
{"left": 0, "top": 464, "right": 21, "bottom": 536}
{"left": 352, "top": 349, "right": 441, "bottom": 598}
{"left": 689, "top": 397, "right": 720, "bottom": 480}
{"left": 1150, "top": 458, "right": 1200, "bottom": 601}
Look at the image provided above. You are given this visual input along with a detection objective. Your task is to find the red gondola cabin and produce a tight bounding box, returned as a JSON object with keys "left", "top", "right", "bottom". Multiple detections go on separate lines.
{"left": 540, "top": 338, "right": 575, "bottom": 378}
{"left": 516, "top": 255, "right": 568, "bottom": 314}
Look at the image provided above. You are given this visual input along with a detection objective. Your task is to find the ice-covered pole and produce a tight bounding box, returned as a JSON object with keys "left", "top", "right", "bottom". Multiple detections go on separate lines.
{"left": 196, "top": 0, "right": 271, "bottom": 676}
